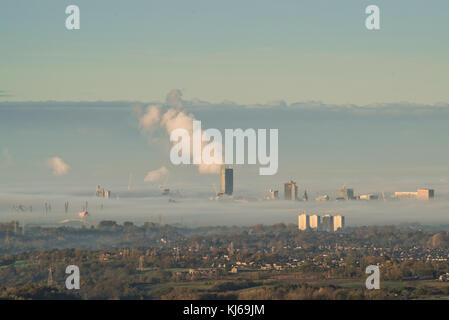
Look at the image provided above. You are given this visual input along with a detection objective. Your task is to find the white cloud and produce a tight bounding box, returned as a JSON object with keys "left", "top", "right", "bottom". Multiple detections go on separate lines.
{"left": 138, "top": 105, "right": 162, "bottom": 132}
{"left": 160, "top": 108, "right": 195, "bottom": 134}
{"left": 47, "top": 157, "right": 70, "bottom": 176}
{"left": 144, "top": 166, "right": 168, "bottom": 182}
{"left": 198, "top": 163, "right": 221, "bottom": 174}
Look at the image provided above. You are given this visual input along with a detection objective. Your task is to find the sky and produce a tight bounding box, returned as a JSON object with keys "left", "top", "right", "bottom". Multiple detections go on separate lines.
{"left": 1, "top": 0, "right": 449, "bottom": 104}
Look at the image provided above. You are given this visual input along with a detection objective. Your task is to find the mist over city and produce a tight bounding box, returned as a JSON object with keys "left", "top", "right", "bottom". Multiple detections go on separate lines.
{"left": 1, "top": 97, "right": 448, "bottom": 228}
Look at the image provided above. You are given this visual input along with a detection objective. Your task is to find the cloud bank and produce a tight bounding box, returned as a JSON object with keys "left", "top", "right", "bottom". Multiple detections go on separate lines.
{"left": 47, "top": 157, "right": 70, "bottom": 176}
{"left": 144, "top": 166, "right": 168, "bottom": 183}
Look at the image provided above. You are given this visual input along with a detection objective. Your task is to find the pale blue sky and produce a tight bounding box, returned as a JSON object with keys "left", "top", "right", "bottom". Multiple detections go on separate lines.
{"left": 1, "top": 0, "right": 449, "bottom": 104}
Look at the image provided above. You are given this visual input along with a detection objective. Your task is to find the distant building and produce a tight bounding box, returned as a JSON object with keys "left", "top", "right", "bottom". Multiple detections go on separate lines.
{"left": 333, "top": 215, "right": 345, "bottom": 232}
{"left": 360, "top": 194, "right": 379, "bottom": 200}
{"left": 284, "top": 180, "right": 298, "bottom": 200}
{"left": 298, "top": 213, "right": 310, "bottom": 231}
{"left": 417, "top": 188, "right": 434, "bottom": 200}
{"left": 309, "top": 215, "right": 321, "bottom": 230}
{"left": 394, "top": 188, "right": 435, "bottom": 200}
{"left": 394, "top": 191, "right": 418, "bottom": 199}
{"left": 268, "top": 189, "right": 279, "bottom": 200}
{"left": 322, "top": 214, "right": 334, "bottom": 232}
{"left": 95, "top": 185, "right": 104, "bottom": 197}
{"left": 298, "top": 214, "right": 345, "bottom": 232}
{"left": 221, "top": 166, "right": 233, "bottom": 196}
{"left": 315, "top": 194, "right": 330, "bottom": 201}
{"left": 95, "top": 185, "right": 112, "bottom": 199}
{"left": 338, "top": 187, "right": 355, "bottom": 200}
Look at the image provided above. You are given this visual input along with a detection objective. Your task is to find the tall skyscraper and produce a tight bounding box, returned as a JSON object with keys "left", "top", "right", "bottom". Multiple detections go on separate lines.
{"left": 284, "top": 180, "right": 298, "bottom": 200}
{"left": 221, "top": 166, "right": 233, "bottom": 195}
{"left": 333, "top": 215, "right": 345, "bottom": 232}
{"left": 309, "top": 215, "right": 321, "bottom": 230}
{"left": 298, "top": 213, "right": 310, "bottom": 231}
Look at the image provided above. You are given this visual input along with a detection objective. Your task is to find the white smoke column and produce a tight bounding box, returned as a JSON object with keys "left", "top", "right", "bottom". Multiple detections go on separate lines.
{"left": 144, "top": 166, "right": 168, "bottom": 182}
{"left": 138, "top": 105, "right": 162, "bottom": 132}
{"left": 161, "top": 109, "right": 194, "bottom": 136}
{"left": 166, "top": 89, "right": 183, "bottom": 109}
{"left": 137, "top": 89, "right": 222, "bottom": 174}
{"left": 198, "top": 161, "right": 222, "bottom": 174}
{"left": 161, "top": 110, "right": 222, "bottom": 174}
{"left": 47, "top": 157, "right": 70, "bottom": 176}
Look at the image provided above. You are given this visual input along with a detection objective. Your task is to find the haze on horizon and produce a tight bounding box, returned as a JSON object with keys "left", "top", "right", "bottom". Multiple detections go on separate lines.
{"left": 1, "top": 1, "right": 449, "bottom": 226}
{"left": 1, "top": 97, "right": 449, "bottom": 227}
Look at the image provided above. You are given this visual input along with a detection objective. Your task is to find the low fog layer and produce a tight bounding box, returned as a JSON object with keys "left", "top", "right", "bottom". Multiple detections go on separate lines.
{"left": 1, "top": 192, "right": 449, "bottom": 227}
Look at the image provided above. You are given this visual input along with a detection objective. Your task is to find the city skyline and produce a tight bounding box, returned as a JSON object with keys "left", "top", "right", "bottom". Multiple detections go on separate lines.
{"left": 1, "top": 98, "right": 448, "bottom": 195}
{"left": 1, "top": 1, "right": 449, "bottom": 229}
